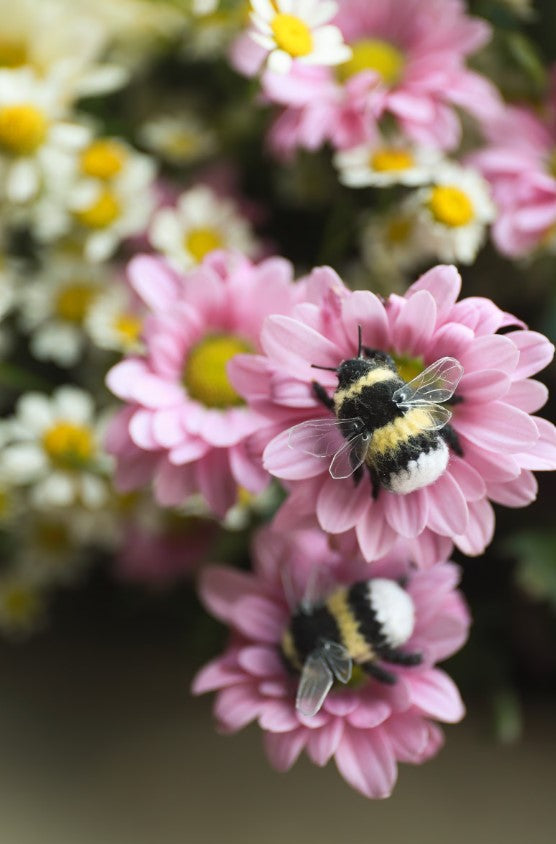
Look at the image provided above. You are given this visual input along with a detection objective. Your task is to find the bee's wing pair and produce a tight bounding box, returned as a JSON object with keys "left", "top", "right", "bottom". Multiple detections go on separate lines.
{"left": 288, "top": 417, "right": 371, "bottom": 480}
{"left": 296, "top": 641, "right": 353, "bottom": 717}
{"left": 288, "top": 357, "right": 464, "bottom": 479}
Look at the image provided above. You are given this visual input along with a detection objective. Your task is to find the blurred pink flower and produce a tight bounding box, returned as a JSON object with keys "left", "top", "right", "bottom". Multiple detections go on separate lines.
{"left": 235, "top": 264, "right": 556, "bottom": 565}
{"left": 106, "top": 251, "right": 299, "bottom": 517}
{"left": 471, "top": 71, "right": 556, "bottom": 256}
{"left": 238, "top": 0, "right": 501, "bottom": 157}
{"left": 192, "top": 526, "right": 470, "bottom": 800}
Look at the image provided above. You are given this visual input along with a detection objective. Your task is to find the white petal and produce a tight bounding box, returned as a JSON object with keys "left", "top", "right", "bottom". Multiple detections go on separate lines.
{"left": 7, "top": 159, "right": 39, "bottom": 202}
{"left": 1, "top": 443, "right": 48, "bottom": 483}
{"left": 79, "top": 474, "right": 108, "bottom": 508}
{"left": 32, "top": 472, "right": 75, "bottom": 508}
{"left": 54, "top": 386, "right": 94, "bottom": 425}
{"left": 17, "top": 393, "right": 55, "bottom": 434}
{"left": 267, "top": 49, "right": 293, "bottom": 74}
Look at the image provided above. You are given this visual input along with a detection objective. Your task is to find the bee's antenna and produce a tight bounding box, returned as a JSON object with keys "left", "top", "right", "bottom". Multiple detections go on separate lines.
{"left": 311, "top": 363, "right": 338, "bottom": 372}
{"left": 357, "top": 324, "right": 363, "bottom": 358}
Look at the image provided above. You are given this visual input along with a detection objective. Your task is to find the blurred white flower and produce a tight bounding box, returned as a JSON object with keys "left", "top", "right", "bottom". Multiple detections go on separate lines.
{"left": 0, "top": 386, "right": 112, "bottom": 510}
{"left": 361, "top": 206, "right": 433, "bottom": 285}
{"left": 139, "top": 113, "right": 217, "bottom": 166}
{"left": 149, "top": 185, "right": 258, "bottom": 270}
{"left": 335, "top": 140, "right": 442, "bottom": 188}
{"left": 85, "top": 283, "right": 144, "bottom": 355}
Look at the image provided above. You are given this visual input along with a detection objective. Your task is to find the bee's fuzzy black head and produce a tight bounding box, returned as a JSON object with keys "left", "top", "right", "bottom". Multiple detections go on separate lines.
{"left": 336, "top": 357, "right": 372, "bottom": 389}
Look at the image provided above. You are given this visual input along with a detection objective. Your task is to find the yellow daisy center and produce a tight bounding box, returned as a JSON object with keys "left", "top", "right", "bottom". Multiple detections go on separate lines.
{"left": 428, "top": 185, "right": 475, "bottom": 228}
{"left": 80, "top": 139, "right": 127, "bottom": 180}
{"left": 185, "top": 227, "right": 224, "bottom": 262}
{"left": 42, "top": 421, "right": 95, "bottom": 468}
{"left": 2, "top": 586, "right": 40, "bottom": 624}
{"left": 386, "top": 215, "right": 413, "bottom": 244}
{"left": 271, "top": 13, "right": 314, "bottom": 58}
{"left": 0, "top": 39, "right": 28, "bottom": 68}
{"left": 0, "top": 103, "right": 48, "bottom": 156}
{"left": 114, "top": 313, "right": 143, "bottom": 347}
{"left": 183, "top": 333, "right": 253, "bottom": 409}
{"left": 371, "top": 147, "right": 414, "bottom": 173}
{"left": 56, "top": 283, "right": 97, "bottom": 323}
{"left": 391, "top": 352, "right": 424, "bottom": 384}
{"left": 338, "top": 38, "right": 405, "bottom": 85}
{"left": 75, "top": 190, "right": 121, "bottom": 229}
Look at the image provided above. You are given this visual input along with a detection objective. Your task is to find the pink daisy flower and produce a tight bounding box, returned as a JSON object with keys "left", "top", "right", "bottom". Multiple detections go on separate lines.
{"left": 235, "top": 264, "right": 556, "bottom": 565}
{"left": 471, "top": 70, "right": 556, "bottom": 256}
{"left": 192, "top": 526, "right": 470, "bottom": 800}
{"left": 105, "top": 251, "right": 299, "bottom": 517}
{"left": 245, "top": 0, "right": 501, "bottom": 157}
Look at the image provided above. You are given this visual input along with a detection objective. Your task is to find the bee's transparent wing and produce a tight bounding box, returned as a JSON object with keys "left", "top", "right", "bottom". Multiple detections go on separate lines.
{"left": 288, "top": 417, "right": 364, "bottom": 458}
{"left": 392, "top": 357, "right": 464, "bottom": 407}
{"left": 322, "top": 640, "right": 352, "bottom": 684}
{"left": 296, "top": 651, "right": 334, "bottom": 717}
{"left": 329, "top": 430, "right": 371, "bottom": 480}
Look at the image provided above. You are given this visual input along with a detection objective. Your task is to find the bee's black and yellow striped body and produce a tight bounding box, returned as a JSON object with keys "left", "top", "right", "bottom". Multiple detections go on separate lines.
{"left": 319, "top": 354, "right": 458, "bottom": 495}
{"left": 281, "top": 578, "right": 420, "bottom": 685}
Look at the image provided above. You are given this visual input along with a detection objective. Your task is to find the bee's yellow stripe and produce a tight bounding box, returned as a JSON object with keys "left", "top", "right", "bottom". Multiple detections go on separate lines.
{"left": 326, "top": 588, "right": 373, "bottom": 663}
{"left": 334, "top": 367, "right": 397, "bottom": 413}
{"left": 281, "top": 629, "right": 302, "bottom": 671}
{"left": 369, "top": 406, "right": 432, "bottom": 457}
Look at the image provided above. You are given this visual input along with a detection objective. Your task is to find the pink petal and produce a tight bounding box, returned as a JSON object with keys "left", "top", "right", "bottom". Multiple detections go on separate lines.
{"left": 459, "top": 334, "right": 519, "bottom": 375}
{"left": 214, "top": 684, "right": 263, "bottom": 731}
{"left": 192, "top": 656, "right": 245, "bottom": 694}
{"left": 425, "top": 322, "right": 474, "bottom": 363}
{"left": 129, "top": 409, "right": 158, "bottom": 450}
{"left": 346, "top": 698, "right": 391, "bottom": 729}
{"left": 335, "top": 726, "right": 397, "bottom": 799}
{"left": 461, "top": 437, "right": 520, "bottom": 482}
{"left": 127, "top": 254, "right": 182, "bottom": 310}
{"left": 153, "top": 459, "right": 195, "bottom": 506}
{"left": 411, "top": 530, "right": 454, "bottom": 569}
{"left": 409, "top": 669, "right": 465, "bottom": 723}
{"left": 169, "top": 437, "right": 210, "bottom": 464}
{"left": 263, "top": 429, "right": 326, "bottom": 480}
{"left": 505, "top": 379, "right": 548, "bottom": 413}
{"left": 487, "top": 471, "right": 537, "bottom": 507}
{"left": 454, "top": 498, "right": 495, "bottom": 556}
{"left": 131, "top": 374, "right": 184, "bottom": 409}
{"left": 259, "top": 700, "right": 300, "bottom": 732}
{"left": 228, "top": 354, "right": 270, "bottom": 401}
{"left": 198, "top": 564, "right": 255, "bottom": 625}
{"left": 316, "top": 474, "right": 370, "bottom": 534}
{"left": 356, "top": 499, "right": 397, "bottom": 561}
{"left": 341, "top": 291, "right": 390, "bottom": 351}
{"left": 261, "top": 315, "right": 340, "bottom": 378}
{"left": 106, "top": 358, "right": 148, "bottom": 401}
{"left": 455, "top": 401, "right": 539, "bottom": 452}
{"left": 514, "top": 417, "right": 556, "bottom": 470}
{"left": 306, "top": 719, "right": 344, "bottom": 767}
{"left": 238, "top": 645, "right": 284, "bottom": 678}
{"left": 152, "top": 408, "right": 185, "bottom": 448}
{"left": 459, "top": 369, "right": 511, "bottom": 403}
{"left": 407, "top": 265, "right": 461, "bottom": 323}
{"left": 323, "top": 692, "right": 359, "bottom": 717}
{"left": 384, "top": 489, "right": 429, "bottom": 539}
{"left": 448, "top": 456, "right": 486, "bottom": 501}
{"left": 233, "top": 595, "right": 286, "bottom": 643}
{"left": 229, "top": 443, "right": 269, "bottom": 493}
{"left": 197, "top": 448, "right": 237, "bottom": 517}
{"left": 384, "top": 713, "right": 430, "bottom": 763}
{"left": 392, "top": 290, "right": 437, "bottom": 355}
{"left": 506, "top": 330, "right": 555, "bottom": 380}
{"left": 426, "top": 472, "right": 469, "bottom": 536}
{"left": 264, "top": 728, "right": 307, "bottom": 772}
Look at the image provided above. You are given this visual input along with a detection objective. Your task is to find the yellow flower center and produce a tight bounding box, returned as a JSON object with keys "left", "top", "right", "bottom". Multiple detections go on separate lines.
{"left": 183, "top": 333, "right": 253, "bottom": 409}
{"left": 0, "top": 103, "right": 48, "bottom": 156}
{"left": 114, "top": 313, "right": 143, "bottom": 347}
{"left": 392, "top": 352, "right": 424, "bottom": 384}
{"left": 271, "top": 13, "right": 314, "bottom": 57}
{"left": 56, "top": 283, "right": 97, "bottom": 323}
{"left": 370, "top": 147, "right": 414, "bottom": 173}
{"left": 2, "top": 586, "right": 40, "bottom": 624}
{"left": 237, "top": 486, "right": 254, "bottom": 507}
{"left": 428, "top": 185, "right": 475, "bottom": 228}
{"left": 42, "top": 421, "right": 95, "bottom": 468}
{"left": 185, "top": 227, "right": 224, "bottom": 262}
{"left": 386, "top": 215, "right": 413, "bottom": 244}
{"left": 0, "top": 39, "right": 28, "bottom": 68}
{"left": 80, "top": 139, "right": 127, "bottom": 180}
{"left": 75, "top": 190, "right": 121, "bottom": 229}
{"left": 338, "top": 38, "right": 405, "bottom": 85}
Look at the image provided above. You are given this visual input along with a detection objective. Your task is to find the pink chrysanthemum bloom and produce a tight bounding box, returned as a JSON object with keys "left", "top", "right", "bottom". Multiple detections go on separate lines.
{"left": 105, "top": 251, "right": 299, "bottom": 517}
{"left": 235, "top": 264, "right": 556, "bottom": 565}
{"left": 192, "top": 526, "right": 470, "bottom": 799}
{"left": 471, "top": 70, "right": 556, "bottom": 256}
{"left": 239, "top": 0, "right": 501, "bottom": 157}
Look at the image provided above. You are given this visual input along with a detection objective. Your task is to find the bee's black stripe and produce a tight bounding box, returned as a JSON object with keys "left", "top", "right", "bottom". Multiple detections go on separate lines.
{"left": 289, "top": 606, "right": 341, "bottom": 665}
{"left": 347, "top": 582, "right": 388, "bottom": 651}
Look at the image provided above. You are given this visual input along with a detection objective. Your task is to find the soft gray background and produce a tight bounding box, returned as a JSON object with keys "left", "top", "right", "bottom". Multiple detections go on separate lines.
{"left": 0, "top": 627, "right": 554, "bottom": 844}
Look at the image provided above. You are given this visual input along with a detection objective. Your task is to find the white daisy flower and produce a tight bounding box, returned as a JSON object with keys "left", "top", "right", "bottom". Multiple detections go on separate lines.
{"left": 249, "top": 0, "right": 351, "bottom": 74}
{"left": 139, "top": 112, "right": 217, "bottom": 166}
{"left": 334, "top": 139, "right": 442, "bottom": 188}
{"left": 360, "top": 206, "right": 434, "bottom": 287}
{"left": 42, "top": 136, "right": 157, "bottom": 262}
{"left": 17, "top": 252, "right": 112, "bottom": 366}
{"left": 149, "top": 185, "right": 258, "bottom": 271}
{"left": 0, "top": 386, "right": 112, "bottom": 510}
{"left": 0, "top": 0, "right": 128, "bottom": 104}
{"left": 0, "top": 67, "right": 90, "bottom": 204}
{"left": 410, "top": 163, "right": 496, "bottom": 265}
{"left": 85, "top": 284, "right": 144, "bottom": 355}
